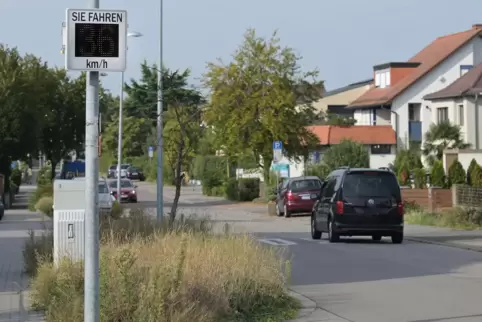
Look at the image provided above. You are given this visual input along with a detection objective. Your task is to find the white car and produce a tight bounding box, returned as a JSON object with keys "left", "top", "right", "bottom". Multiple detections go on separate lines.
{"left": 98, "top": 181, "right": 114, "bottom": 214}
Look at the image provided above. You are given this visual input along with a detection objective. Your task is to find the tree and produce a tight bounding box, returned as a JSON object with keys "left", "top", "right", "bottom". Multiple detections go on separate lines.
{"left": 0, "top": 46, "right": 50, "bottom": 190}
{"left": 163, "top": 103, "right": 203, "bottom": 220}
{"left": 39, "top": 69, "right": 86, "bottom": 178}
{"left": 430, "top": 160, "right": 445, "bottom": 187}
{"left": 422, "top": 122, "right": 470, "bottom": 166}
{"left": 393, "top": 148, "right": 423, "bottom": 174}
{"left": 102, "top": 116, "right": 152, "bottom": 157}
{"left": 448, "top": 160, "right": 466, "bottom": 186}
{"left": 203, "top": 29, "right": 324, "bottom": 182}
{"left": 467, "top": 158, "right": 478, "bottom": 185}
{"left": 322, "top": 139, "right": 369, "bottom": 171}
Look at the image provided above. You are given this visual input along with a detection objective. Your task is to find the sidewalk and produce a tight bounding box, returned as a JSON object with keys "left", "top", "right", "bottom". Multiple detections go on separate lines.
{"left": 0, "top": 185, "right": 45, "bottom": 321}
{"left": 405, "top": 224, "right": 482, "bottom": 252}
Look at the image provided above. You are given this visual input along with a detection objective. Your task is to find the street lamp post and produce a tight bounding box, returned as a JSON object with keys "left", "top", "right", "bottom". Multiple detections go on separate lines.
{"left": 157, "top": 0, "right": 164, "bottom": 223}
{"left": 116, "top": 31, "right": 143, "bottom": 200}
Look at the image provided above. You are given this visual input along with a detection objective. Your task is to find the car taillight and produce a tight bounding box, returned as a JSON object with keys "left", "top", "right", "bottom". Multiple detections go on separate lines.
{"left": 336, "top": 201, "right": 344, "bottom": 214}
{"left": 287, "top": 191, "right": 296, "bottom": 201}
{"left": 397, "top": 202, "right": 404, "bottom": 215}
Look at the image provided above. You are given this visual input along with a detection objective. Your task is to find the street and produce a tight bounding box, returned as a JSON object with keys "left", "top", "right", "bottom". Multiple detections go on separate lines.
{"left": 133, "top": 183, "right": 482, "bottom": 322}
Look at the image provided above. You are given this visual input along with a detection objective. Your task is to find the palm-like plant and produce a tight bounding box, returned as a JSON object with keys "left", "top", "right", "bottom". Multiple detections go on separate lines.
{"left": 422, "top": 121, "right": 470, "bottom": 166}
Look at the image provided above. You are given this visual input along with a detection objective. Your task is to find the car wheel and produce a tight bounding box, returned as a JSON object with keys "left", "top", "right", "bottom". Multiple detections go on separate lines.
{"left": 328, "top": 218, "right": 339, "bottom": 243}
{"left": 372, "top": 235, "right": 382, "bottom": 241}
{"left": 391, "top": 232, "right": 403, "bottom": 244}
{"left": 311, "top": 215, "right": 322, "bottom": 240}
{"left": 275, "top": 204, "right": 283, "bottom": 217}
{"left": 284, "top": 205, "right": 291, "bottom": 218}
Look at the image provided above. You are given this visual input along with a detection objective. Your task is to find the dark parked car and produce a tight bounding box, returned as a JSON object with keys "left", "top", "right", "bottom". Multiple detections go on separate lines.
{"left": 126, "top": 166, "right": 145, "bottom": 181}
{"left": 275, "top": 176, "right": 323, "bottom": 218}
{"left": 108, "top": 179, "right": 138, "bottom": 203}
{"left": 107, "top": 165, "right": 117, "bottom": 178}
{"left": 311, "top": 167, "right": 404, "bottom": 244}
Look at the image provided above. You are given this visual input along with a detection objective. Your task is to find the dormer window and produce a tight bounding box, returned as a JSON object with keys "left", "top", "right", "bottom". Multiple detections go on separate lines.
{"left": 375, "top": 69, "right": 390, "bottom": 88}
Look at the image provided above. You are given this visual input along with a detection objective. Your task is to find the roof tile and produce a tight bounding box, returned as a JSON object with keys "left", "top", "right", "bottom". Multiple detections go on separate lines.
{"left": 348, "top": 27, "right": 482, "bottom": 108}
{"left": 308, "top": 125, "right": 396, "bottom": 145}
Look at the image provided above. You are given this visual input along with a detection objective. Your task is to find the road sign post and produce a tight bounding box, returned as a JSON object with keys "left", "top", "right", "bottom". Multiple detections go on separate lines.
{"left": 273, "top": 141, "right": 283, "bottom": 188}
{"left": 148, "top": 146, "right": 153, "bottom": 164}
{"left": 65, "top": 9, "right": 127, "bottom": 72}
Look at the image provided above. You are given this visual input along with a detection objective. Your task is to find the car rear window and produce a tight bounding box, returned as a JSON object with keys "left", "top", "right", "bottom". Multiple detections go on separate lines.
{"left": 109, "top": 165, "right": 116, "bottom": 170}
{"left": 342, "top": 171, "right": 400, "bottom": 199}
{"left": 290, "top": 179, "right": 321, "bottom": 192}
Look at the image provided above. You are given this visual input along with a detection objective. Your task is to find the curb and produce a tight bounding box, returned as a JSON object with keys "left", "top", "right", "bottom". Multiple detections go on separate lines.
{"left": 287, "top": 290, "right": 317, "bottom": 321}
{"left": 406, "top": 236, "right": 482, "bottom": 253}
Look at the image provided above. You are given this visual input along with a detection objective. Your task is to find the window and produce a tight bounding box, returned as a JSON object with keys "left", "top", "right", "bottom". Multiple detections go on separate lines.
{"left": 342, "top": 171, "right": 401, "bottom": 200}
{"left": 322, "top": 178, "right": 336, "bottom": 199}
{"left": 460, "top": 65, "right": 473, "bottom": 76}
{"left": 98, "top": 183, "right": 109, "bottom": 193}
{"left": 380, "top": 72, "right": 386, "bottom": 88}
{"left": 459, "top": 104, "right": 464, "bottom": 126}
{"left": 290, "top": 179, "right": 322, "bottom": 193}
{"left": 408, "top": 103, "right": 421, "bottom": 121}
{"left": 375, "top": 73, "right": 381, "bottom": 87}
{"left": 385, "top": 71, "right": 390, "bottom": 86}
{"left": 437, "top": 107, "right": 448, "bottom": 123}
{"left": 371, "top": 144, "right": 391, "bottom": 154}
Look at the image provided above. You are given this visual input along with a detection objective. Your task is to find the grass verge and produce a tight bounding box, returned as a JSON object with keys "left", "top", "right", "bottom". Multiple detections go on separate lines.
{"left": 25, "top": 210, "right": 299, "bottom": 322}
{"left": 404, "top": 204, "right": 482, "bottom": 230}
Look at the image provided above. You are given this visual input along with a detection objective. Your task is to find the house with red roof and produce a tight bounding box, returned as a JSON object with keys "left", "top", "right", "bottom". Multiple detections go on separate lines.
{"left": 347, "top": 24, "right": 482, "bottom": 149}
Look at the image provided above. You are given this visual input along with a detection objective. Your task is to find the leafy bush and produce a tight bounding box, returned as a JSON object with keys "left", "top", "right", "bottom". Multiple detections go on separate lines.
{"left": 448, "top": 160, "right": 466, "bottom": 186}
{"left": 110, "top": 201, "right": 123, "bottom": 219}
{"left": 467, "top": 158, "right": 478, "bottom": 185}
{"left": 413, "top": 168, "right": 426, "bottom": 189}
{"left": 322, "top": 139, "right": 369, "bottom": 170}
{"left": 405, "top": 206, "right": 482, "bottom": 229}
{"left": 397, "top": 162, "right": 410, "bottom": 186}
{"left": 430, "top": 160, "right": 445, "bottom": 187}
{"left": 304, "top": 163, "right": 330, "bottom": 180}
{"left": 393, "top": 149, "right": 422, "bottom": 174}
{"left": 35, "top": 197, "right": 53, "bottom": 218}
{"left": 28, "top": 184, "right": 53, "bottom": 211}
{"left": 10, "top": 167, "right": 22, "bottom": 187}
{"left": 224, "top": 178, "right": 239, "bottom": 201}
{"left": 470, "top": 163, "right": 482, "bottom": 187}
{"left": 37, "top": 165, "right": 52, "bottom": 186}
{"left": 28, "top": 212, "right": 298, "bottom": 322}
{"left": 238, "top": 178, "right": 260, "bottom": 201}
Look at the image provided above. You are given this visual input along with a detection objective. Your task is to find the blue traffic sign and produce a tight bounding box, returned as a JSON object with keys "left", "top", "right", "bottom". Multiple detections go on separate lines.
{"left": 148, "top": 146, "right": 154, "bottom": 152}
{"left": 273, "top": 141, "right": 282, "bottom": 150}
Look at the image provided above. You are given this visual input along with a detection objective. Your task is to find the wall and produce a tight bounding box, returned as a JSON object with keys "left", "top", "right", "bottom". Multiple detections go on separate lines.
{"left": 313, "top": 85, "right": 371, "bottom": 113}
{"left": 464, "top": 97, "right": 482, "bottom": 149}
{"left": 369, "top": 144, "right": 396, "bottom": 168}
{"left": 444, "top": 149, "right": 482, "bottom": 171}
{"left": 391, "top": 38, "right": 482, "bottom": 149}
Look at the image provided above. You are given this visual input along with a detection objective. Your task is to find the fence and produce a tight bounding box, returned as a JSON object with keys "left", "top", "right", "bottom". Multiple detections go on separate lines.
{"left": 402, "top": 187, "right": 452, "bottom": 212}
{"left": 453, "top": 184, "right": 482, "bottom": 208}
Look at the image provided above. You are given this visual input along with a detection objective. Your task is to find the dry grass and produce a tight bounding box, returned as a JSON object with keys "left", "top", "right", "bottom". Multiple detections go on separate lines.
{"left": 27, "top": 210, "right": 299, "bottom": 322}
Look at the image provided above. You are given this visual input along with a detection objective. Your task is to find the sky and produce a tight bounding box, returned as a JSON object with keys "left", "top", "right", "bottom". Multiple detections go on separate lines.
{"left": 2, "top": 0, "right": 482, "bottom": 96}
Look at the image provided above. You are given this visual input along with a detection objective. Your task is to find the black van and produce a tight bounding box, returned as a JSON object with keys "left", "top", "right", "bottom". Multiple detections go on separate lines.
{"left": 311, "top": 167, "right": 404, "bottom": 244}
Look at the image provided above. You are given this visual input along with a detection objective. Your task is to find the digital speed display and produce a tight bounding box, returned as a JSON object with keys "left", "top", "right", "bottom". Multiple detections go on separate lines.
{"left": 74, "top": 23, "right": 119, "bottom": 58}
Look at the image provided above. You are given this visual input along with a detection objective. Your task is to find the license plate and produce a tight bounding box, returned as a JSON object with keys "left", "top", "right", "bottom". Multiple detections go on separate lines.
{"left": 132, "top": 173, "right": 138, "bottom": 175}
{"left": 121, "top": 194, "right": 127, "bottom": 198}
{"left": 301, "top": 194, "right": 310, "bottom": 200}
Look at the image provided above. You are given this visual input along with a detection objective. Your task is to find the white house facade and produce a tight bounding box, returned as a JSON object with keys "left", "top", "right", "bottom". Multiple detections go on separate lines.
{"left": 348, "top": 24, "right": 482, "bottom": 150}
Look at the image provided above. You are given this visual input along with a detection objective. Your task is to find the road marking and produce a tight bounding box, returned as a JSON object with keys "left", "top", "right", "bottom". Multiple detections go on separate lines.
{"left": 258, "top": 238, "right": 297, "bottom": 246}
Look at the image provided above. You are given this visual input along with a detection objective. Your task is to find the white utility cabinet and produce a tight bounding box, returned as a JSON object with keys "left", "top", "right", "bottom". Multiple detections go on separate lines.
{"left": 53, "top": 179, "right": 86, "bottom": 265}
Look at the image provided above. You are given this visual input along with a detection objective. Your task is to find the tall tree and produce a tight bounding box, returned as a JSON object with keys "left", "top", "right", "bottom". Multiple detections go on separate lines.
{"left": 39, "top": 70, "right": 86, "bottom": 178}
{"left": 422, "top": 121, "right": 470, "bottom": 166}
{"left": 102, "top": 115, "right": 152, "bottom": 157}
{"left": 163, "top": 103, "right": 203, "bottom": 220}
{"left": 203, "top": 29, "right": 323, "bottom": 181}
{"left": 0, "top": 46, "right": 49, "bottom": 189}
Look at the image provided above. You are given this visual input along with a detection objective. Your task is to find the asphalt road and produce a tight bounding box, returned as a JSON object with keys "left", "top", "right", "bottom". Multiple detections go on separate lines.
{"left": 131, "top": 183, "right": 482, "bottom": 322}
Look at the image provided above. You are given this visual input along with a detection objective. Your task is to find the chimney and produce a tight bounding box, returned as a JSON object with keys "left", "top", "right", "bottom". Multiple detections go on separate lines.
{"left": 472, "top": 24, "right": 482, "bottom": 30}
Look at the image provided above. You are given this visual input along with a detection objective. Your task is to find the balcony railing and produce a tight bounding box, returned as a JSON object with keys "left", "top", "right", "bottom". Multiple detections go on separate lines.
{"left": 409, "top": 121, "right": 422, "bottom": 142}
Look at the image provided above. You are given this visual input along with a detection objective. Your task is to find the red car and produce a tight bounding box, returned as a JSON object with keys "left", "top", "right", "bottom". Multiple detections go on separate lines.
{"left": 275, "top": 176, "right": 323, "bottom": 218}
{"left": 108, "top": 179, "right": 138, "bottom": 203}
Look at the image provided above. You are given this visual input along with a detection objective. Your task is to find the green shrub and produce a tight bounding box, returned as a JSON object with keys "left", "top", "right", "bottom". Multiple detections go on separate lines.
{"left": 10, "top": 168, "right": 22, "bottom": 187}
{"left": 304, "top": 163, "right": 330, "bottom": 180}
{"left": 110, "top": 201, "right": 123, "bottom": 219}
{"left": 210, "top": 186, "right": 225, "bottom": 197}
{"left": 28, "top": 184, "right": 53, "bottom": 211}
{"left": 37, "top": 165, "right": 52, "bottom": 186}
{"left": 238, "top": 178, "right": 260, "bottom": 201}
{"left": 397, "top": 162, "right": 410, "bottom": 186}
{"left": 448, "top": 160, "right": 466, "bottom": 186}
{"left": 322, "top": 139, "right": 369, "bottom": 170}
{"left": 430, "top": 160, "right": 445, "bottom": 187}
{"left": 470, "top": 164, "right": 482, "bottom": 187}
{"left": 224, "top": 178, "right": 239, "bottom": 201}
{"left": 413, "top": 168, "right": 426, "bottom": 189}
{"left": 35, "top": 197, "right": 53, "bottom": 218}
{"left": 467, "top": 158, "right": 478, "bottom": 185}
{"left": 393, "top": 149, "right": 422, "bottom": 174}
